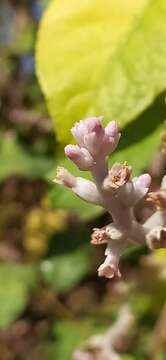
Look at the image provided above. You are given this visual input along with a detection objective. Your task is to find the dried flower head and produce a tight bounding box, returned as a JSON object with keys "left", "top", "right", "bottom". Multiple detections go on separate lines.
{"left": 91, "top": 228, "right": 110, "bottom": 245}
{"left": 103, "top": 162, "right": 132, "bottom": 190}
{"left": 148, "top": 191, "right": 166, "bottom": 209}
{"left": 146, "top": 226, "right": 166, "bottom": 250}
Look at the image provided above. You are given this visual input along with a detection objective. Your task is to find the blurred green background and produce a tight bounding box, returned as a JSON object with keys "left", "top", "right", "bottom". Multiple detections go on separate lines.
{"left": 0, "top": 1, "right": 166, "bottom": 359}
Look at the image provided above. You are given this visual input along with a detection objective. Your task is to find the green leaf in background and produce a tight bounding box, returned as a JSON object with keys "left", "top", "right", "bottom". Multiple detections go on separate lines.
{"left": 47, "top": 228, "right": 91, "bottom": 256}
{"left": 40, "top": 248, "right": 89, "bottom": 291}
{"left": 50, "top": 184, "right": 102, "bottom": 220}
{"left": 0, "top": 264, "right": 37, "bottom": 329}
{"left": 37, "top": 0, "right": 148, "bottom": 143}
{"left": 0, "top": 133, "right": 54, "bottom": 180}
{"left": 12, "top": 21, "right": 35, "bottom": 54}
{"left": 37, "top": 0, "right": 166, "bottom": 145}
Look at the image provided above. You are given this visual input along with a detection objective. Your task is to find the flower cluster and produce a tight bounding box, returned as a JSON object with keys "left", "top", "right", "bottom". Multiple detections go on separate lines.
{"left": 54, "top": 116, "right": 166, "bottom": 279}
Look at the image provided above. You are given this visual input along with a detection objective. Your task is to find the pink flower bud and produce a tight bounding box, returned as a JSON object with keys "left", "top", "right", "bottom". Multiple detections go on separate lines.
{"left": 105, "top": 120, "right": 119, "bottom": 137}
{"left": 138, "top": 174, "right": 151, "bottom": 188}
{"left": 71, "top": 117, "right": 105, "bottom": 156}
{"left": 71, "top": 121, "right": 87, "bottom": 147}
{"left": 98, "top": 247, "right": 121, "bottom": 279}
{"left": 83, "top": 117, "right": 105, "bottom": 155}
{"left": 132, "top": 173, "right": 151, "bottom": 204}
{"left": 75, "top": 178, "right": 102, "bottom": 206}
{"left": 65, "top": 145, "right": 94, "bottom": 170}
{"left": 54, "top": 168, "right": 102, "bottom": 206}
{"left": 71, "top": 117, "right": 120, "bottom": 157}
{"left": 98, "top": 260, "right": 121, "bottom": 279}
{"left": 71, "top": 117, "right": 102, "bottom": 145}
{"left": 84, "top": 116, "right": 103, "bottom": 133}
{"left": 103, "top": 120, "right": 121, "bottom": 155}
{"left": 54, "top": 167, "right": 76, "bottom": 188}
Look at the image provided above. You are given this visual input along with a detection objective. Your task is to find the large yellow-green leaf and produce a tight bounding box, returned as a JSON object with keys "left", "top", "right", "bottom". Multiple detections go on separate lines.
{"left": 37, "top": 0, "right": 166, "bottom": 145}
{"left": 36, "top": 0, "right": 147, "bottom": 144}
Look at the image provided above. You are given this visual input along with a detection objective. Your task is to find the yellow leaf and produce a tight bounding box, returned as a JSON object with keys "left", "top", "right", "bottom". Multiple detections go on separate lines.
{"left": 36, "top": 0, "right": 149, "bottom": 144}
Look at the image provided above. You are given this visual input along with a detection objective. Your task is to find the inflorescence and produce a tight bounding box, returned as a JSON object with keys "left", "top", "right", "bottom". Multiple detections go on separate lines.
{"left": 54, "top": 116, "right": 166, "bottom": 279}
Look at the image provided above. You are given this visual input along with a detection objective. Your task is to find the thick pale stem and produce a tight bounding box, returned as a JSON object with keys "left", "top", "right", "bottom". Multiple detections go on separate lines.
{"left": 91, "top": 156, "right": 108, "bottom": 185}
{"left": 91, "top": 158, "right": 133, "bottom": 230}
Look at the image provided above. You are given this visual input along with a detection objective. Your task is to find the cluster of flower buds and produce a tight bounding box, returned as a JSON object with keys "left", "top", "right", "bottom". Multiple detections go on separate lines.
{"left": 64, "top": 117, "right": 120, "bottom": 169}
{"left": 54, "top": 116, "right": 166, "bottom": 279}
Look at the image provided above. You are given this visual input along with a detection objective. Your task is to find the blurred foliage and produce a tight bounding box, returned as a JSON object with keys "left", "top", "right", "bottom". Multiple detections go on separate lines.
{"left": 0, "top": 0, "right": 166, "bottom": 359}
{"left": 0, "top": 132, "right": 54, "bottom": 181}
{"left": 50, "top": 320, "right": 106, "bottom": 360}
{"left": 23, "top": 197, "right": 66, "bottom": 258}
{"left": 0, "top": 264, "right": 38, "bottom": 329}
{"left": 40, "top": 247, "right": 89, "bottom": 291}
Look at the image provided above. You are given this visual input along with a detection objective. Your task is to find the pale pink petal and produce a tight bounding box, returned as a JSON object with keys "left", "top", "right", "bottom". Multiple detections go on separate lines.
{"left": 75, "top": 178, "right": 102, "bottom": 206}
{"left": 98, "top": 250, "right": 121, "bottom": 279}
{"left": 98, "top": 263, "right": 121, "bottom": 279}
{"left": 71, "top": 121, "right": 87, "bottom": 147}
{"left": 132, "top": 173, "right": 151, "bottom": 204}
{"left": 71, "top": 117, "right": 105, "bottom": 156}
{"left": 138, "top": 174, "right": 151, "bottom": 188}
{"left": 105, "top": 120, "right": 119, "bottom": 137}
{"left": 65, "top": 145, "right": 94, "bottom": 170}
{"left": 84, "top": 116, "right": 103, "bottom": 133}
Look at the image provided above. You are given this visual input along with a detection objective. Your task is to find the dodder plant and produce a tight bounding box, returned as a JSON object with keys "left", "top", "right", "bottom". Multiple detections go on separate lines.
{"left": 55, "top": 116, "right": 166, "bottom": 279}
